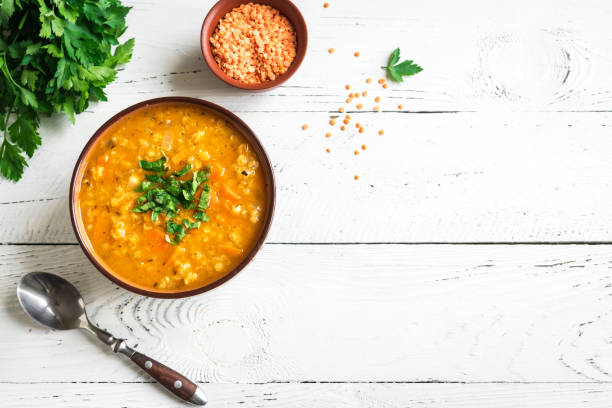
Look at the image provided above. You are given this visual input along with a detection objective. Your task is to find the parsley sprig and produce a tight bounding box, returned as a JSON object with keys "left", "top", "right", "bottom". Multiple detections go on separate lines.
{"left": 0, "top": 0, "right": 134, "bottom": 181}
{"left": 133, "top": 156, "right": 211, "bottom": 245}
{"left": 382, "top": 48, "right": 423, "bottom": 82}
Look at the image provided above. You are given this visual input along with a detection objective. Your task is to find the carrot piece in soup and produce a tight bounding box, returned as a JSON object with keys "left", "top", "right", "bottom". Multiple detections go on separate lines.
{"left": 208, "top": 160, "right": 225, "bottom": 181}
{"left": 220, "top": 183, "right": 242, "bottom": 201}
{"left": 144, "top": 229, "right": 168, "bottom": 252}
{"left": 220, "top": 244, "right": 243, "bottom": 257}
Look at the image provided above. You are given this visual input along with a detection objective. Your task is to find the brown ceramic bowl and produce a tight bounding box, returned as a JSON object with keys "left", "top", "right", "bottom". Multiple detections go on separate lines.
{"left": 69, "top": 97, "right": 276, "bottom": 298}
{"left": 200, "top": 0, "right": 308, "bottom": 91}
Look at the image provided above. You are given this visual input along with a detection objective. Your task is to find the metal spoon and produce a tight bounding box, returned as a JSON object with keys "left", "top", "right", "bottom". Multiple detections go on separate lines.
{"left": 17, "top": 272, "right": 207, "bottom": 405}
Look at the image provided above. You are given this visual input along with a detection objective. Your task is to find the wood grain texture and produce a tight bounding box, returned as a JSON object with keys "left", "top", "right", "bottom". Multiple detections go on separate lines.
{"left": 3, "top": 0, "right": 612, "bottom": 406}
{"left": 2, "top": 244, "right": 612, "bottom": 383}
{"left": 3, "top": 383, "right": 612, "bottom": 408}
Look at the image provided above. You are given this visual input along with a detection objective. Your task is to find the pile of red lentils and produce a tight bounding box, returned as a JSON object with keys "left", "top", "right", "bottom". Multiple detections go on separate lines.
{"left": 210, "top": 3, "right": 297, "bottom": 84}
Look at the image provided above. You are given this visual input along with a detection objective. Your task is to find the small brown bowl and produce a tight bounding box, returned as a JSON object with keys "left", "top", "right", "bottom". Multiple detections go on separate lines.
{"left": 200, "top": 0, "right": 308, "bottom": 91}
{"left": 69, "top": 97, "right": 276, "bottom": 298}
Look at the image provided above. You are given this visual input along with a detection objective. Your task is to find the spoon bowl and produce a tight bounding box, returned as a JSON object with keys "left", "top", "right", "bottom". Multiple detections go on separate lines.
{"left": 17, "top": 272, "right": 86, "bottom": 331}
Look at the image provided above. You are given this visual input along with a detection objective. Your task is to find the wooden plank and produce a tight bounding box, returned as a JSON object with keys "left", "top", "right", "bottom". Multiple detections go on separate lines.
{"left": 2, "top": 244, "right": 612, "bottom": 382}
{"left": 2, "top": 112, "right": 612, "bottom": 243}
{"left": 105, "top": 0, "right": 612, "bottom": 113}
{"left": 3, "top": 382, "right": 612, "bottom": 408}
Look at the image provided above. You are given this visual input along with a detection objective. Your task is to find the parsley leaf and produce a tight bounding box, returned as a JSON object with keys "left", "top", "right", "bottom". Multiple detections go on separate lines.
{"left": 0, "top": 0, "right": 134, "bottom": 181}
{"left": 383, "top": 48, "right": 423, "bottom": 83}
{"left": 165, "top": 220, "right": 186, "bottom": 245}
{"left": 139, "top": 156, "right": 167, "bottom": 172}
{"left": 183, "top": 219, "right": 200, "bottom": 230}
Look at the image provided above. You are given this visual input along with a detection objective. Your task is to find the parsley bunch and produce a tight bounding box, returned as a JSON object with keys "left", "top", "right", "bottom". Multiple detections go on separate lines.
{"left": 133, "top": 156, "right": 211, "bottom": 245}
{"left": 0, "top": 0, "right": 134, "bottom": 181}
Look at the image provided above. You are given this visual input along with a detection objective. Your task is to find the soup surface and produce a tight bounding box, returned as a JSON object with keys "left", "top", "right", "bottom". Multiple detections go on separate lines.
{"left": 77, "top": 102, "right": 267, "bottom": 291}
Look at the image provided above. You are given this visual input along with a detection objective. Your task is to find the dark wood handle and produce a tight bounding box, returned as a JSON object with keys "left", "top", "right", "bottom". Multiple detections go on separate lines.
{"left": 131, "top": 351, "right": 206, "bottom": 405}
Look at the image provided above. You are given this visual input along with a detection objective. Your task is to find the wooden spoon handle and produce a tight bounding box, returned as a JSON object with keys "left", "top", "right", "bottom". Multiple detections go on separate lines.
{"left": 130, "top": 351, "right": 207, "bottom": 405}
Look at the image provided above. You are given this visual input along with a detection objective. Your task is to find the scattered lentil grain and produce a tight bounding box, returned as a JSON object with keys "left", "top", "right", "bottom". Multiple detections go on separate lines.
{"left": 346, "top": 84, "right": 351, "bottom": 90}
{"left": 398, "top": 104, "right": 403, "bottom": 109}
{"left": 361, "top": 144, "right": 367, "bottom": 150}
{"left": 378, "top": 78, "right": 386, "bottom": 84}
{"left": 326, "top": 148, "right": 331, "bottom": 153}
{"left": 354, "top": 175, "right": 359, "bottom": 180}
{"left": 328, "top": 48, "right": 335, "bottom": 54}
{"left": 362, "top": 91, "right": 367, "bottom": 97}
{"left": 378, "top": 130, "right": 384, "bottom": 135}
{"left": 329, "top": 119, "right": 336, "bottom": 125}
{"left": 356, "top": 103, "right": 363, "bottom": 109}
{"left": 302, "top": 124, "right": 308, "bottom": 130}
{"left": 373, "top": 106, "right": 380, "bottom": 111}
{"left": 382, "top": 83, "right": 388, "bottom": 89}
{"left": 343, "top": 118, "right": 350, "bottom": 125}
{"left": 323, "top": 2, "right": 329, "bottom": 8}
{"left": 359, "top": 127, "right": 364, "bottom": 133}
{"left": 375, "top": 96, "right": 381, "bottom": 102}
{"left": 366, "top": 78, "right": 372, "bottom": 83}
{"left": 354, "top": 51, "right": 360, "bottom": 57}
{"left": 325, "top": 132, "right": 332, "bottom": 138}
{"left": 339, "top": 107, "right": 345, "bottom": 113}
{"left": 341, "top": 125, "right": 346, "bottom": 131}
{"left": 354, "top": 150, "right": 359, "bottom": 155}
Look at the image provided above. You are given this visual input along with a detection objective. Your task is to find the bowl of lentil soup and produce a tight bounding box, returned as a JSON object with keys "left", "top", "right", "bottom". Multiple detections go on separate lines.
{"left": 201, "top": 0, "right": 307, "bottom": 91}
{"left": 70, "top": 97, "right": 275, "bottom": 298}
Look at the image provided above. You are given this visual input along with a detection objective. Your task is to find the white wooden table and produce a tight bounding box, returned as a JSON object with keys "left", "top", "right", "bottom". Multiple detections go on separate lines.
{"left": 3, "top": 0, "right": 612, "bottom": 406}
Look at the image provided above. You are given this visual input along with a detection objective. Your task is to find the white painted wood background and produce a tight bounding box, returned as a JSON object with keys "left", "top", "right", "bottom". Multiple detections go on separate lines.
{"left": 2, "top": 0, "right": 612, "bottom": 406}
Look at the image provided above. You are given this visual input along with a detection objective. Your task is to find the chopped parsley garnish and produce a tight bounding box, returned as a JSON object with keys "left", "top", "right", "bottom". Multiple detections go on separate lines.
{"left": 132, "top": 156, "right": 211, "bottom": 245}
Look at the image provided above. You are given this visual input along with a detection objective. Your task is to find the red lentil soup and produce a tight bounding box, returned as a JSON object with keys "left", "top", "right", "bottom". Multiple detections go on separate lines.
{"left": 74, "top": 101, "right": 270, "bottom": 294}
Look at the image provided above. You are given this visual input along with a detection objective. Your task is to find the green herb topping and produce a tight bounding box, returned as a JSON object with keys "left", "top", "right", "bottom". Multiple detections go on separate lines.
{"left": 132, "top": 156, "right": 211, "bottom": 245}
{"left": 382, "top": 48, "right": 423, "bottom": 83}
{"left": 0, "top": 0, "right": 134, "bottom": 181}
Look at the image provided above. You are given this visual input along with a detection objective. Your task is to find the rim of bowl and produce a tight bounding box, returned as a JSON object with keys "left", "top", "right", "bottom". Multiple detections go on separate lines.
{"left": 69, "top": 96, "right": 276, "bottom": 298}
{"left": 200, "top": 0, "right": 308, "bottom": 91}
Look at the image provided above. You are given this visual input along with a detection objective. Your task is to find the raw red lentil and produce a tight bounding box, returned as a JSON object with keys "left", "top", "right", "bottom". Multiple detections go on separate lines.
{"left": 210, "top": 3, "right": 297, "bottom": 85}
